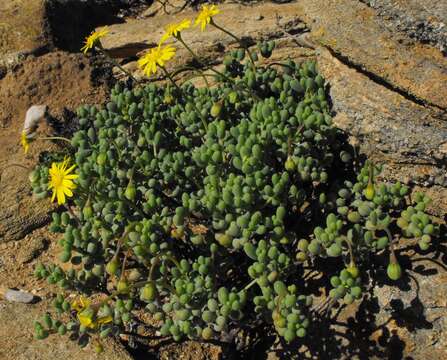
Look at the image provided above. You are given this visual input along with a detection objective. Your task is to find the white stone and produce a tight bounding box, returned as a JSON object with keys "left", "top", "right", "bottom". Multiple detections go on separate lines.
{"left": 4, "top": 289, "right": 34, "bottom": 303}
{"left": 23, "top": 104, "right": 47, "bottom": 135}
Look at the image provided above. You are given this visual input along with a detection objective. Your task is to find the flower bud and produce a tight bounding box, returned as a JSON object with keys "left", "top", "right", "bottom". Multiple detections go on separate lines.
{"left": 210, "top": 102, "right": 222, "bottom": 118}
{"left": 140, "top": 282, "right": 157, "bottom": 302}
{"left": 346, "top": 262, "right": 359, "bottom": 279}
{"left": 117, "top": 278, "right": 130, "bottom": 294}
{"left": 105, "top": 257, "right": 120, "bottom": 276}
{"left": 364, "top": 183, "right": 375, "bottom": 200}
{"left": 125, "top": 181, "right": 136, "bottom": 201}
{"left": 285, "top": 156, "right": 295, "bottom": 171}
{"left": 387, "top": 260, "right": 402, "bottom": 280}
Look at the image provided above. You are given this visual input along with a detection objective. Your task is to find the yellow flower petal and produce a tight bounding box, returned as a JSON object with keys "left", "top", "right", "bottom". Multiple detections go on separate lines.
{"left": 21, "top": 131, "right": 30, "bottom": 154}
{"left": 62, "top": 178, "right": 76, "bottom": 186}
{"left": 78, "top": 313, "right": 94, "bottom": 328}
{"left": 63, "top": 187, "right": 73, "bottom": 197}
{"left": 57, "top": 188, "right": 66, "bottom": 205}
{"left": 64, "top": 173, "right": 79, "bottom": 179}
{"left": 97, "top": 315, "right": 113, "bottom": 325}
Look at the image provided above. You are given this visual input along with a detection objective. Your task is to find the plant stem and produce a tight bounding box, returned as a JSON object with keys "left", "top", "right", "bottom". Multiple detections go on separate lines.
{"left": 65, "top": 205, "right": 80, "bottom": 224}
{"left": 165, "top": 253, "right": 181, "bottom": 269}
{"left": 160, "top": 66, "right": 208, "bottom": 131}
{"left": 368, "top": 161, "right": 374, "bottom": 186}
{"left": 384, "top": 227, "right": 397, "bottom": 262}
{"left": 160, "top": 65, "right": 182, "bottom": 92}
{"left": 149, "top": 256, "right": 161, "bottom": 281}
{"left": 176, "top": 35, "right": 262, "bottom": 102}
{"left": 210, "top": 20, "right": 256, "bottom": 69}
{"left": 177, "top": 35, "right": 232, "bottom": 84}
{"left": 37, "top": 136, "right": 72, "bottom": 144}
{"left": 266, "top": 62, "right": 296, "bottom": 72}
{"left": 120, "top": 248, "right": 132, "bottom": 280}
{"left": 113, "top": 224, "right": 134, "bottom": 257}
{"left": 243, "top": 278, "right": 258, "bottom": 291}
{"left": 98, "top": 45, "right": 138, "bottom": 83}
{"left": 344, "top": 238, "right": 355, "bottom": 266}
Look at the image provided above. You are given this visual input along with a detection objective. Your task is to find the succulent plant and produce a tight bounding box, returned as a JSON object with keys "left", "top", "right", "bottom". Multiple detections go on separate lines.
{"left": 29, "top": 39, "right": 439, "bottom": 349}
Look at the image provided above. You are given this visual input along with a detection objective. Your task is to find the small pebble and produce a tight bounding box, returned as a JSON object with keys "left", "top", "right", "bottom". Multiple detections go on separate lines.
{"left": 4, "top": 289, "right": 34, "bottom": 303}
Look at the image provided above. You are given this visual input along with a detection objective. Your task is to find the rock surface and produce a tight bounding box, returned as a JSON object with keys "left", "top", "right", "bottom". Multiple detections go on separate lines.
{"left": 370, "top": 256, "right": 447, "bottom": 359}
{"left": 360, "top": 0, "right": 447, "bottom": 53}
{"left": 316, "top": 47, "right": 447, "bottom": 216}
{"left": 100, "top": 2, "right": 308, "bottom": 61}
{"left": 295, "top": 0, "right": 447, "bottom": 110}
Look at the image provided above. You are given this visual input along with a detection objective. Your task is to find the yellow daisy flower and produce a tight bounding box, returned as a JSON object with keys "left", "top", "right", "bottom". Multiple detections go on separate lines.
{"left": 194, "top": 5, "right": 220, "bottom": 31}
{"left": 160, "top": 19, "right": 191, "bottom": 44}
{"left": 21, "top": 130, "right": 29, "bottom": 154}
{"left": 80, "top": 27, "right": 109, "bottom": 54}
{"left": 138, "top": 44, "right": 176, "bottom": 77}
{"left": 48, "top": 157, "right": 78, "bottom": 205}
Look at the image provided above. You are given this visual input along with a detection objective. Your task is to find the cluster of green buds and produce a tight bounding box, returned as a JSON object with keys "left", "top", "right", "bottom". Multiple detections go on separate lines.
{"left": 397, "top": 192, "right": 436, "bottom": 250}
{"left": 29, "top": 164, "right": 49, "bottom": 200}
{"left": 329, "top": 268, "right": 362, "bottom": 305}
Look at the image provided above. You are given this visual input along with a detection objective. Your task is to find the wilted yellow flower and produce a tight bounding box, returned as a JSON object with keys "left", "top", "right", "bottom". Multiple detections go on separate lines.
{"left": 80, "top": 27, "right": 109, "bottom": 54}
{"left": 78, "top": 308, "right": 95, "bottom": 328}
{"left": 72, "top": 296, "right": 112, "bottom": 329}
{"left": 138, "top": 45, "right": 176, "bottom": 77}
{"left": 71, "top": 296, "right": 91, "bottom": 312}
{"left": 21, "top": 131, "right": 29, "bottom": 154}
{"left": 194, "top": 5, "right": 220, "bottom": 31}
{"left": 78, "top": 309, "right": 112, "bottom": 329}
{"left": 48, "top": 157, "right": 78, "bottom": 205}
{"left": 160, "top": 19, "right": 191, "bottom": 44}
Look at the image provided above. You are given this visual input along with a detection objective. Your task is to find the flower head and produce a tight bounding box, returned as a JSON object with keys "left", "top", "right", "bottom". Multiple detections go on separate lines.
{"left": 72, "top": 296, "right": 112, "bottom": 329}
{"left": 21, "top": 131, "right": 29, "bottom": 154}
{"left": 194, "top": 5, "right": 220, "bottom": 31}
{"left": 80, "top": 27, "right": 109, "bottom": 54}
{"left": 48, "top": 157, "right": 78, "bottom": 205}
{"left": 138, "top": 44, "right": 176, "bottom": 77}
{"left": 160, "top": 19, "right": 191, "bottom": 44}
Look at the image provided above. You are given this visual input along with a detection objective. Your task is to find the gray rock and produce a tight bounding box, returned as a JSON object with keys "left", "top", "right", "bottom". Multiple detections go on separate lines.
{"left": 360, "top": 0, "right": 447, "bottom": 53}
{"left": 4, "top": 289, "right": 35, "bottom": 303}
